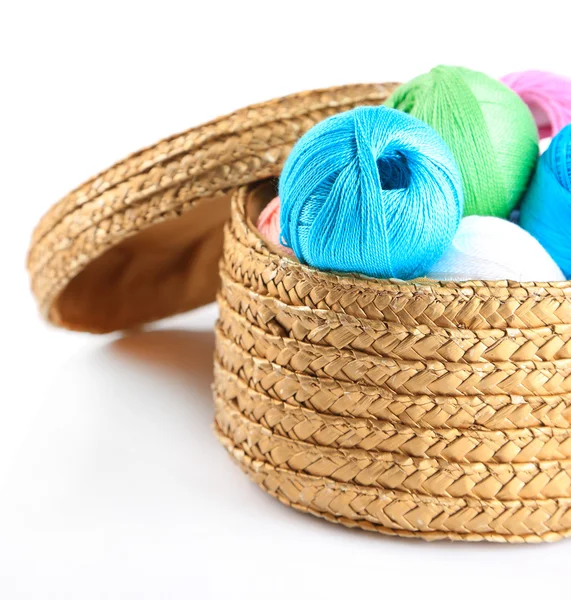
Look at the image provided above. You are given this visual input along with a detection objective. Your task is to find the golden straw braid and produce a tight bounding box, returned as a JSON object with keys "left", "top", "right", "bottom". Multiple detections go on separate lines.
{"left": 216, "top": 427, "right": 571, "bottom": 542}
{"left": 213, "top": 185, "right": 571, "bottom": 542}
{"left": 223, "top": 201, "right": 571, "bottom": 330}
{"left": 215, "top": 397, "right": 571, "bottom": 501}
{"left": 30, "top": 88, "right": 390, "bottom": 245}
{"left": 215, "top": 348, "right": 571, "bottom": 430}
{"left": 213, "top": 369, "right": 571, "bottom": 462}
{"left": 216, "top": 307, "right": 571, "bottom": 397}
{"left": 28, "top": 84, "right": 396, "bottom": 319}
{"left": 220, "top": 272, "right": 571, "bottom": 363}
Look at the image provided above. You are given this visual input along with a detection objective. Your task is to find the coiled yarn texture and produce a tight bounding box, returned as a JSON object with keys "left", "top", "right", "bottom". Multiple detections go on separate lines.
{"left": 385, "top": 65, "right": 539, "bottom": 218}
{"left": 256, "top": 196, "right": 293, "bottom": 256}
{"left": 278, "top": 106, "right": 463, "bottom": 280}
{"left": 502, "top": 70, "right": 571, "bottom": 139}
{"left": 520, "top": 123, "right": 571, "bottom": 278}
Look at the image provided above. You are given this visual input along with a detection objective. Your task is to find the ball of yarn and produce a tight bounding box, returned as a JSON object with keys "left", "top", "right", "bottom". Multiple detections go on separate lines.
{"left": 385, "top": 65, "right": 539, "bottom": 218}
{"left": 520, "top": 124, "right": 571, "bottom": 279}
{"left": 427, "top": 216, "right": 565, "bottom": 282}
{"left": 256, "top": 196, "right": 294, "bottom": 255}
{"left": 502, "top": 70, "right": 571, "bottom": 139}
{"left": 279, "top": 106, "right": 463, "bottom": 280}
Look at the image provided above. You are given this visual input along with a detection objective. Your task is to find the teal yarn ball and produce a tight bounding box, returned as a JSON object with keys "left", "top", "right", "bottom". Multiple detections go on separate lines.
{"left": 385, "top": 66, "right": 539, "bottom": 218}
{"left": 278, "top": 106, "right": 464, "bottom": 280}
{"left": 520, "top": 123, "right": 571, "bottom": 279}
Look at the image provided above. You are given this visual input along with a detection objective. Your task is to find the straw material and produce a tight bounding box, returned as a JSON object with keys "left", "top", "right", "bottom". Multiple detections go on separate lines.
{"left": 27, "top": 83, "right": 396, "bottom": 332}
{"left": 213, "top": 182, "right": 571, "bottom": 542}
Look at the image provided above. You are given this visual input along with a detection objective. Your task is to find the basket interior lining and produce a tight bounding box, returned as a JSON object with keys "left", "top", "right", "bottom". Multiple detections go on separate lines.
{"left": 50, "top": 193, "right": 233, "bottom": 332}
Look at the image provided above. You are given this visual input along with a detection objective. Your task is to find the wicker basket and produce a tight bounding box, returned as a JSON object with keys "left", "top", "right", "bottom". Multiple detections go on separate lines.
{"left": 28, "top": 83, "right": 571, "bottom": 543}
{"left": 213, "top": 180, "right": 571, "bottom": 542}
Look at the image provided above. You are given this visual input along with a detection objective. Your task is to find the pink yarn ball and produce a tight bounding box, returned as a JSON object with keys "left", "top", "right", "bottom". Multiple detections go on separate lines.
{"left": 256, "top": 196, "right": 294, "bottom": 256}
{"left": 502, "top": 70, "right": 571, "bottom": 139}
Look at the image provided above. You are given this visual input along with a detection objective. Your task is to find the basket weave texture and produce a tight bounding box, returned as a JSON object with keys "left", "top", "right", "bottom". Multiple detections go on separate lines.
{"left": 214, "top": 183, "right": 571, "bottom": 543}
{"left": 27, "top": 84, "right": 395, "bottom": 332}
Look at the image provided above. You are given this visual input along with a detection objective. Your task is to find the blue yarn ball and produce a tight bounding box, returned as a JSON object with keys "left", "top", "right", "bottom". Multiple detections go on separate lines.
{"left": 278, "top": 106, "right": 464, "bottom": 279}
{"left": 520, "top": 124, "right": 571, "bottom": 279}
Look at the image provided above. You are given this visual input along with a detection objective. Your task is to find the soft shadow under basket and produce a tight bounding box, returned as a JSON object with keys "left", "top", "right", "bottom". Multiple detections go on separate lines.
{"left": 28, "top": 83, "right": 571, "bottom": 543}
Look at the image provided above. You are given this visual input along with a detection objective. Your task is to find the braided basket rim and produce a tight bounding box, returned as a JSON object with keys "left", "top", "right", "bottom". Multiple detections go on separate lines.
{"left": 242, "top": 190, "right": 571, "bottom": 294}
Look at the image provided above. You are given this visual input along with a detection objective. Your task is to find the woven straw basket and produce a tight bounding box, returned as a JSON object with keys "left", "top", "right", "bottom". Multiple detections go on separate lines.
{"left": 28, "top": 83, "right": 571, "bottom": 543}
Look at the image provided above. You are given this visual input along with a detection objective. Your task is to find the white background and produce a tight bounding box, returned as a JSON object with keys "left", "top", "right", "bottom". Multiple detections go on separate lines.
{"left": 2, "top": 1, "right": 570, "bottom": 598}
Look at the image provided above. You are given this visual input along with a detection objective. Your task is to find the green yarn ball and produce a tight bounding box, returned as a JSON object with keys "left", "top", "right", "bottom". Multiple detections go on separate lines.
{"left": 385, "top": 65, "right": 539, "bottom": 218}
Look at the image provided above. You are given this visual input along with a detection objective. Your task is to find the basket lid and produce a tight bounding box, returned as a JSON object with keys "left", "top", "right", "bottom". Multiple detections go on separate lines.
{"left": 27, "top": 83, "right": 396, "bottom": 333}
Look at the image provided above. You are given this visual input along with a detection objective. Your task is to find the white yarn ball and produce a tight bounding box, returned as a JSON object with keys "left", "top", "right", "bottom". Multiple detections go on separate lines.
{"left": 427, "top": 216, "right": 565, "bottom": 282}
